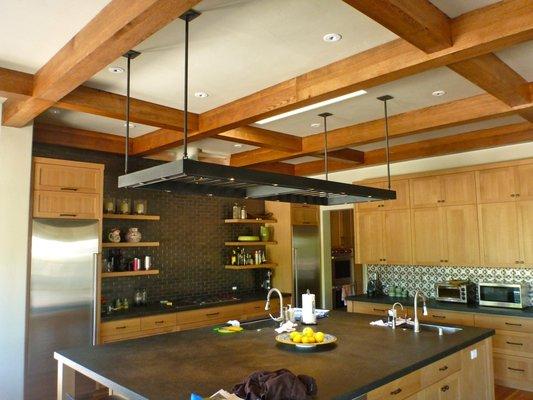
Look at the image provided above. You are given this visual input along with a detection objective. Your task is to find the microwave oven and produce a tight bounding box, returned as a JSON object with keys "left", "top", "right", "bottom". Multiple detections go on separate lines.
{"left": 435, "top": 281, "right": 476, "bottom": 304}
{"left": 478, "top": 283, "right": 529, "bottom": 309}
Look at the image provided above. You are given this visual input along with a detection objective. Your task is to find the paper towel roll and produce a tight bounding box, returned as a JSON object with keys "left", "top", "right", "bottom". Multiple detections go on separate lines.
{"left": 302, "top": 292, "right": 316, "bottom": 324}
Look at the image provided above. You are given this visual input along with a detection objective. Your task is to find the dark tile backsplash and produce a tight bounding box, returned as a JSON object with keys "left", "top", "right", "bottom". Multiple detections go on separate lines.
{"left": 33, "top": 143, "right": 267, "bottom": 304}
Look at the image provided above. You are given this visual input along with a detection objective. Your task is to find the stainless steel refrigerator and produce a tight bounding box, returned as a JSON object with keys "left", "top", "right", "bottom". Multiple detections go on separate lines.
{"left": 292, "top": 225, "right": 321, "bottom": 308}
{"left": 26, "top": 219, "right": 99, "bottom": 400}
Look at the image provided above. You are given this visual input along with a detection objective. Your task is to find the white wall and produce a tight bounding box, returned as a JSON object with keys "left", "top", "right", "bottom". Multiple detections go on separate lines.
{"left": 312, "top": 142, "right": 533, "bottom": 183}
{"left": 0, "top": 103, "right": 33, "bottom": 399}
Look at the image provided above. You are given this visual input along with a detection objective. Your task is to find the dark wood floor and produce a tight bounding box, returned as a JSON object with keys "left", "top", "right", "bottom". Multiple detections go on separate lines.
{"left": 496, "top": 385, "right": 533, "bottom": 400}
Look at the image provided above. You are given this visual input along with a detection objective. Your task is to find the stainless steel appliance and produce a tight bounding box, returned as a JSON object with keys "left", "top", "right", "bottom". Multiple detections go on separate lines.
{"left": 435, "top": 280, "right": 476, "bottom": 304}
{"left": 292, "top": 225, "right": 321, "bottom": 308}
{"left": 478, "top": 282, "right": 529, "bottom": 309}
{"left": 331, "top": 249, "right": 355, "bottom": 309}
{"left": 26, "top": 219, "right": 99, "bottom": 400}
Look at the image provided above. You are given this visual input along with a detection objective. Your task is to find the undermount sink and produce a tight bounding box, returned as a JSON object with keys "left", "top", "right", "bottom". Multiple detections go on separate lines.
{"left": 401, "top": 323, "right": 463, "bottom": 335}
{"left": 240, "top": 318, "right": 278, "bottom": 331}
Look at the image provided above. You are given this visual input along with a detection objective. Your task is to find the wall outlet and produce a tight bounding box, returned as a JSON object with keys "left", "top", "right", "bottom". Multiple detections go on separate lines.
{"left": 470, "top": 349, "right": 478, "bottom": 360}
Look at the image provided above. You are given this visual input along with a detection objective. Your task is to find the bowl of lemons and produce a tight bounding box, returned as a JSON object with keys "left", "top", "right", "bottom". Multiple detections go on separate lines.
{"left": 275, "top": 327, "right": 337, "bottom": 348}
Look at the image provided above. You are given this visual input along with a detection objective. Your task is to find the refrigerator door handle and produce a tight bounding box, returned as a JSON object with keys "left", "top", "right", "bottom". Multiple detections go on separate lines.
{"left": 92, "top": 253, "right": 100, "bottom": 346}
{"left": 293, "top": 248, "right": 298, "bottom": 307}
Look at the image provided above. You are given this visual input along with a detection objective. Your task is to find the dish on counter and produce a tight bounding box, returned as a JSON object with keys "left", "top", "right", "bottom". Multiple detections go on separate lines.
{"left": 276, "top": 327, "right": 337, "bottom": 348}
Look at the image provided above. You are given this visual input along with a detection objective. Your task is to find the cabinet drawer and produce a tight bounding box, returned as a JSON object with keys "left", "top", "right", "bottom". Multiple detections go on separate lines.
{"left": 494, "top": 353, "right": 533, "bottom": 390}
{"left": 493, "top": 331, "right": 533, "bottom": 357}
{"left": 33, "top": 190, "right": 100, "bottom": 219}
{"left": 420, "top": 310, "right": 474, "bottom": 326}
{"left": 367, "top": 369, "right": 421, "bottom": 400}
{"left": 348, "top": 301, "right": 390, "bottom": 317}
{"left": 34, "top": 160, "right": 102, "bottom": 194}
{"left": 101, "top": 318, "right": 140, "bottom": 337}
{"left": 420, "top": 353, "right": 461, "bottom": 387}
{"left": 177, "top": 304, "right": 243, "bottom": 325}
{"left": 141, "top": 313, "right": 177, "bottom": 331}
{"left": 474, "top": 314, "right": 532, "bottom": 333}
{"left": 242, "top": 299, "right": 279, "bottom": 320}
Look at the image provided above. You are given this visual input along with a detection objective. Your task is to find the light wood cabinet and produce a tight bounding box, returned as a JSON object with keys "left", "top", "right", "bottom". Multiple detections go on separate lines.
{"left": 411, "top": 207, "right": 443, "bottom": 265}
{"left": 478, "top": 202, "right": 521, "bottom": 265}
{"left": 33, "top": 190, "right": 101, "bottom": 219}
{"left": 518, "top": 201, "right": 533, "bottom": 265}
{"left": 410, "top": 172, "right": 476, "bottom": 208}
{"left": 420, "top": 354, "right": 460, "bottom": 388}
{"left": 140, "top": 313, "right": 177, "bottom": 331}
{"left": 442, "top": 205, "right": 480, "bottom": 265}
{"left": 357, "top": 182, "right": 386, "bottom": 211}
{"left": 516, "top": 164, "right": 533, "bottom": 201}
{"left": 477, "top": 164, "right": 533, "bottom": 203}
{"left": 356, "top": 211, "right": 384, "bottom": 264}
{"left": 494, "top": 353, "right": 533, "bottom": 391}
{"left": 367, "top": 369, "right": 421, "bottom": 400}
{"left": 420, "top": 309, "right": 474, "bottom": 326}
{"left": 357, "top": 180, "right": 410, "bottom": 211}
{"left": 330, "top": 209, "right": 354, "bottom": 249}
{"left": 291, "top": 204, "right": 319, "bottom": 226}
{"left": 411, "top": 372, "right": 460, "bottom": 400}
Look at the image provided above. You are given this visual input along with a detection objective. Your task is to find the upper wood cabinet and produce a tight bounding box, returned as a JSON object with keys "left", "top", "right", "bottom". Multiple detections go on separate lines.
{"left": 410, "top": 172, "right": 476, "bottom": 208}
{"left": 356, "top": 182, "right": 385, "bottom": 211}
{"left": 517, "top": 201, "right": 533, "bottom": 265}
{"left": 356, "top": 211, "right": 383, "bottom": 264}
{"left": 411, "top": 207, "right": 443, "bottom": 265}
{"left": 330, "top": 209, "right": 354, "bottom": 249}
{"left": 34, "top": 157, "right": 103, "bottom": 194}
{"left": 32, "top": 157, "right": 104, "bottom": 220}
{"left": 291, "top": 204, "right": 319, "bottom": 226}
{"left": 516, "top": 164, "right": 533, "bottom": 201}
{"left": 477, "top": 164, "right": 533, "bottom": 203}
{"left": 357, "top": 179, "right": 410, "bottom": 211}
{"left": 442, "top": 205, "right": 480, "bottom": 266}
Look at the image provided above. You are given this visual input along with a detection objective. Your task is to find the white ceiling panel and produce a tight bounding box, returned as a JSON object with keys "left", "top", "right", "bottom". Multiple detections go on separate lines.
{"left": 254, "top": 67, "right": 485, "bottom": 136}
{"left": 86, "top": 0, "right": 397, "bottom": 112}
{"left": 429, "top": 0, "right": 500, "bottom": 18}
{"left": 285, "top": 156, "right": 322, "bottom": 165}
{"left": 0, "top": 0, "right": 110, "bottom": 73}
{"left": 351, "top": 115, "right": 527, "bottom": 152}
{"left": 496, "top": 41, "right": 533, "bottom": 81}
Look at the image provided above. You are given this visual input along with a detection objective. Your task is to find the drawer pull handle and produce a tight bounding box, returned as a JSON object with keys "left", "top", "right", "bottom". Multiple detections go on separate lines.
{"left": 115, "top": 326, "right": 126, "bottom": 330}
{"left": 206, "top": 312, "right": 220, "bottom": 317}
{"left": 155, "top": 320, "right": 165, "bottom": 324}
{"left": 506, "top": 341, "right": 523, "bottom": 346}
{"left": 441, "top": 385, "right": 450, "bottom": 392}
{"left": 373, "top": 308, "right": 386, "bottom": 312}
{"left": 439, "top": 365, "right": 448, "bottom": 371}
{"left": 60, "top": 213, "right": 77, "bottom": 217}
{"left": 390, "top": 388, "right": 402, "bottom": 395}
{"left": 432, "top": 315, "right": 446, "bottom": 319}
{"left": 508, "top": 367, "right": 525, "bottom": 372}
{"left": 505, "top": 322, "right": 522, "bottom": 327}
{"left": 60, "top": 187, "right": 78, "bottom": 191}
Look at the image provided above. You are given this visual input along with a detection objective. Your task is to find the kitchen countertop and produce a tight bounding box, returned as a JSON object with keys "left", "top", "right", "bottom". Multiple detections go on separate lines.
{"left": 101, "top": 292, "right": 291, "bottom": 322}
{"left": 346, "top": 294, "right": 533, "bottom": 318}
{"left": 56, "top": 311, "right": 493, "bottom": 400}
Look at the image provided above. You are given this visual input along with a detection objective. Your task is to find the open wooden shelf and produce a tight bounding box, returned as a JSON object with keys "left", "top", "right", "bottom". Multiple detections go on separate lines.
{"left": 224, "top": 241, "right": 277, "bottom": 246}
{"left": 102, "top": 269, "right": 159, "bottom": 278}
{"left": 224, "top": 219, "right": 277, "bottom": 224}
{"left": 104, "top": 214, "right": 160, "bottom": 221}
{"left": 102, "top": 242, "right": 160, "bottom": 248}
{"left": 224, "top": 263, "right": 277, "bottom": 270}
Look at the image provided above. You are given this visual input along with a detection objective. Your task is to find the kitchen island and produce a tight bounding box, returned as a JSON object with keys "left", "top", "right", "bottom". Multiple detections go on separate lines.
{"left": 55, "top": 312, "right": 494, "bottom": 400}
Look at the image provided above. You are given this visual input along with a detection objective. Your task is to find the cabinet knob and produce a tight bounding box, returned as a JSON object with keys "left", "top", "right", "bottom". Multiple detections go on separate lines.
{"left": 441, "top": 385, "right": 450, "bottom": 392}
{"left": 516, "top": 193, "right": 520, "bottom": 197}
{"left": 511, "top": 194, "right": 516, "bottom": 197}
{"left": 390, "top": 388, "right": 402, "bottom": 395}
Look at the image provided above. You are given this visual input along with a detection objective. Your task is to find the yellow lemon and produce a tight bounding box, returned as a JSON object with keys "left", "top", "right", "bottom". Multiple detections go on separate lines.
{"left": 314, "top": 332, "right": 325, "bottom": 343}
{"left": 289, "top": 331, "right": 298, "bottom": 339}
{"left": 301, "top": 336, "right": 310, "bottom": 344}
{"left": 307, "top": 336, "right": 316, "bottom": 343}
{"left": 302, "top": 327, "right": 314, "bottom": 337}
{"left": 292, "top": 334, "right": 302, "bottom": 343}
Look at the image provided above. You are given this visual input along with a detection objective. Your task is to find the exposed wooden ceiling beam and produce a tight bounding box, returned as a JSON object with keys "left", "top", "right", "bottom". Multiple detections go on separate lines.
{"left": 217, "top": 126, "right": 302, "bottom": 152}
{"left": 230, "top": 93, "right": 533, "bottom": 167}
{"left": 131, "top": 128, "right": 183, "bottom": 156}
{"left": 249, "top": 162, "right": 295, "bottom": 176}
{"left": 2, "top": 0, "right": 201, "bottom": 127}
{"left": 33, "top": 123, "right": 126, "bottom": 154}
{"left": 293, "top": 122, "right": 533, "bottom": 176}
{"left": 314, "top": 148, "right": 365, "bottom": 164}
{"left": 185, "top": 0, "right": 533, "bottom": 145}
{"left": 342, "top": 0, "right": 451, "bottom": 53}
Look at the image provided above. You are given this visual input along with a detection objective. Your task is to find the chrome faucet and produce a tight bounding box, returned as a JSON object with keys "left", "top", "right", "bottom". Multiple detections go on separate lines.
{"left": 413, "top": 290, "right": 428, "bottom": 333}
{"left": 265, "top": 288, "right": 284, "bottom": 325}
{"left": 389, "top": 302, "right": 404, "bottom": 329}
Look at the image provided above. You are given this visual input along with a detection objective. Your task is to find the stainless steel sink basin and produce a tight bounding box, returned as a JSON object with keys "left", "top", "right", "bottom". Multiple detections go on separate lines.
{"left": 401, "top": 323, "right": 463, "bottom": 335}
{"left": 240, "top": 318, "right": 278, "bottom": 331}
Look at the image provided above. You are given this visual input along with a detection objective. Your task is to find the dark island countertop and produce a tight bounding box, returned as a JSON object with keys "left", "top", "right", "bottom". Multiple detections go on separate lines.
{"left": 102, "top": 292, "right": 291, "bottom": 322}
{"left": 346, "top": 294, "right": 533, "bottom": 318}
{"left": 56, "top": 311, "right": 493, "bottom": 400}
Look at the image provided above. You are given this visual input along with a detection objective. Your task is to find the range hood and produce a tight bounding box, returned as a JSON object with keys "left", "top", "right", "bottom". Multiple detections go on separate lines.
{"left": 118, "top": 158, "right": 396, "bottom": 205}
{"left": 117, "top": 9, "right": 396, "bottom": 205}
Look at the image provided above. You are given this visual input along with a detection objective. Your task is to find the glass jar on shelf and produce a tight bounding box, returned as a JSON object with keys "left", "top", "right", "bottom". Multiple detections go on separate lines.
{"left": 104, "top": 197, "right": 116, "bottom": 214}
{"left": 134, "top": 199, "right": 147, "bottom": 215}
{"left": 117, "top": 198, "right": 131, "bottom": 214}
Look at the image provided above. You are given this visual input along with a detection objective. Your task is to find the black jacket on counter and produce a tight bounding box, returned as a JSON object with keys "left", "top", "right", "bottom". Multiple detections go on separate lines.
{"left": 233, "top": 369, "right": 317, "bottom": 400}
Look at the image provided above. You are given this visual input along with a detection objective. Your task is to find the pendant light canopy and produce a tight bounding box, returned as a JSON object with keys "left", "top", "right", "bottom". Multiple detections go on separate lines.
{"left": 118, "top": 10, "right": 396, "bottom": 205}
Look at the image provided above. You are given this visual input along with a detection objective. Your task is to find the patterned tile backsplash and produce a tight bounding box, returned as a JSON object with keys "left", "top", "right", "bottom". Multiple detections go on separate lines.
{"left": 367, "top": 264, "right": 533, "bottom": 306}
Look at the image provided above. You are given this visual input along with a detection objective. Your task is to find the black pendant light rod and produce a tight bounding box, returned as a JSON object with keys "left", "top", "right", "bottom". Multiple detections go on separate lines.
{"left": 122, "top": 50, "right": 141, "bottom": 174}
{"left": 318, "top": 112, "right": 333, "bottom": 181}
{"left": 377, "top": 95, "right": 393, "bottom": 190}
{"left": 180, "top": 10, "right": 201, "bottom": 160}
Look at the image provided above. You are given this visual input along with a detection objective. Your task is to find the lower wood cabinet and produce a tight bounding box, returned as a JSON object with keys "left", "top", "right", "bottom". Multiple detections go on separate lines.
{"left": 407, "top": 372, "right": 460, "bottom": 400}
{"left": 420, "top": 310, "right": 474, "bottom": 327}
{"left": 493, "top": 353, "right": 533, "bottom": 391}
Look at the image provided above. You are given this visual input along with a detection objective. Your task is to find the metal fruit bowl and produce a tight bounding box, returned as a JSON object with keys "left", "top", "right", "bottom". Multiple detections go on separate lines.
{"left": 275, "top": 333, "right": 337, "bottom": 348}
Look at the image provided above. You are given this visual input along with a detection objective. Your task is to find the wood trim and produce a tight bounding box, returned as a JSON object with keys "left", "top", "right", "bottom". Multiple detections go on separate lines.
{"left": 249, "top": 162, "right": 295, "bottom": 175}
{"left": 342, "top": 0, "right": 451, "bottom": 53}
{"left": 2, "top": 0, "right": 202, "bottom": 127}
{"left": 32, "top": 156, "right": 105, "bottom": 171}
{"left": 217, "top": 126, "right": 302, "bottom": 152}
{"left": 315, "top": 148, "right": 364, "bottom": 164}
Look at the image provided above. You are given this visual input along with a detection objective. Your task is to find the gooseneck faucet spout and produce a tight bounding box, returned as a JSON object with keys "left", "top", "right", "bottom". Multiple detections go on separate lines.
{"left": 265, "top": 288, "right": 284, "bottom": 324}
{"left": 413, "top": 290, "right": 428, "bottom": 333}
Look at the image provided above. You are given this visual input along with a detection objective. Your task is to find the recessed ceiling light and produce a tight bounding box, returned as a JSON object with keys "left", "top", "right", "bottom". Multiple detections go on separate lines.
{"left": 49, "top": 109, "right": 61, "bottom": 115}
{"left": 255, "top": 90, "right": 367, "bottom": 125}
{"left": 123, "top": 122, "right": 136, "bottom": 128}
{"left": 233, "top": 144, "right": 243, "bottom": 148}
{"left": 109, "top": 66, "right": 125, "bottom": 74}
{"left": 310, "top": 123, "right": 320, "bottom": 128}
{"left": 323, "top": 33, "right": 342, "bottom": 42}
{"left": 432, "top": 90, "right": 446, "bottom": 97}
{"left": 194, "top": 91, "right": 209, "bottom": 98}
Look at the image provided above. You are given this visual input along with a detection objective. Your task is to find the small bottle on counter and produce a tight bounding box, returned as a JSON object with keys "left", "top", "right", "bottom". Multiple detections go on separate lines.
{"left": 240, "top": 205, "right": 247, "bottom": 219}
{"left": 232, "top": 203, "right": 241, "bottom": 219}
